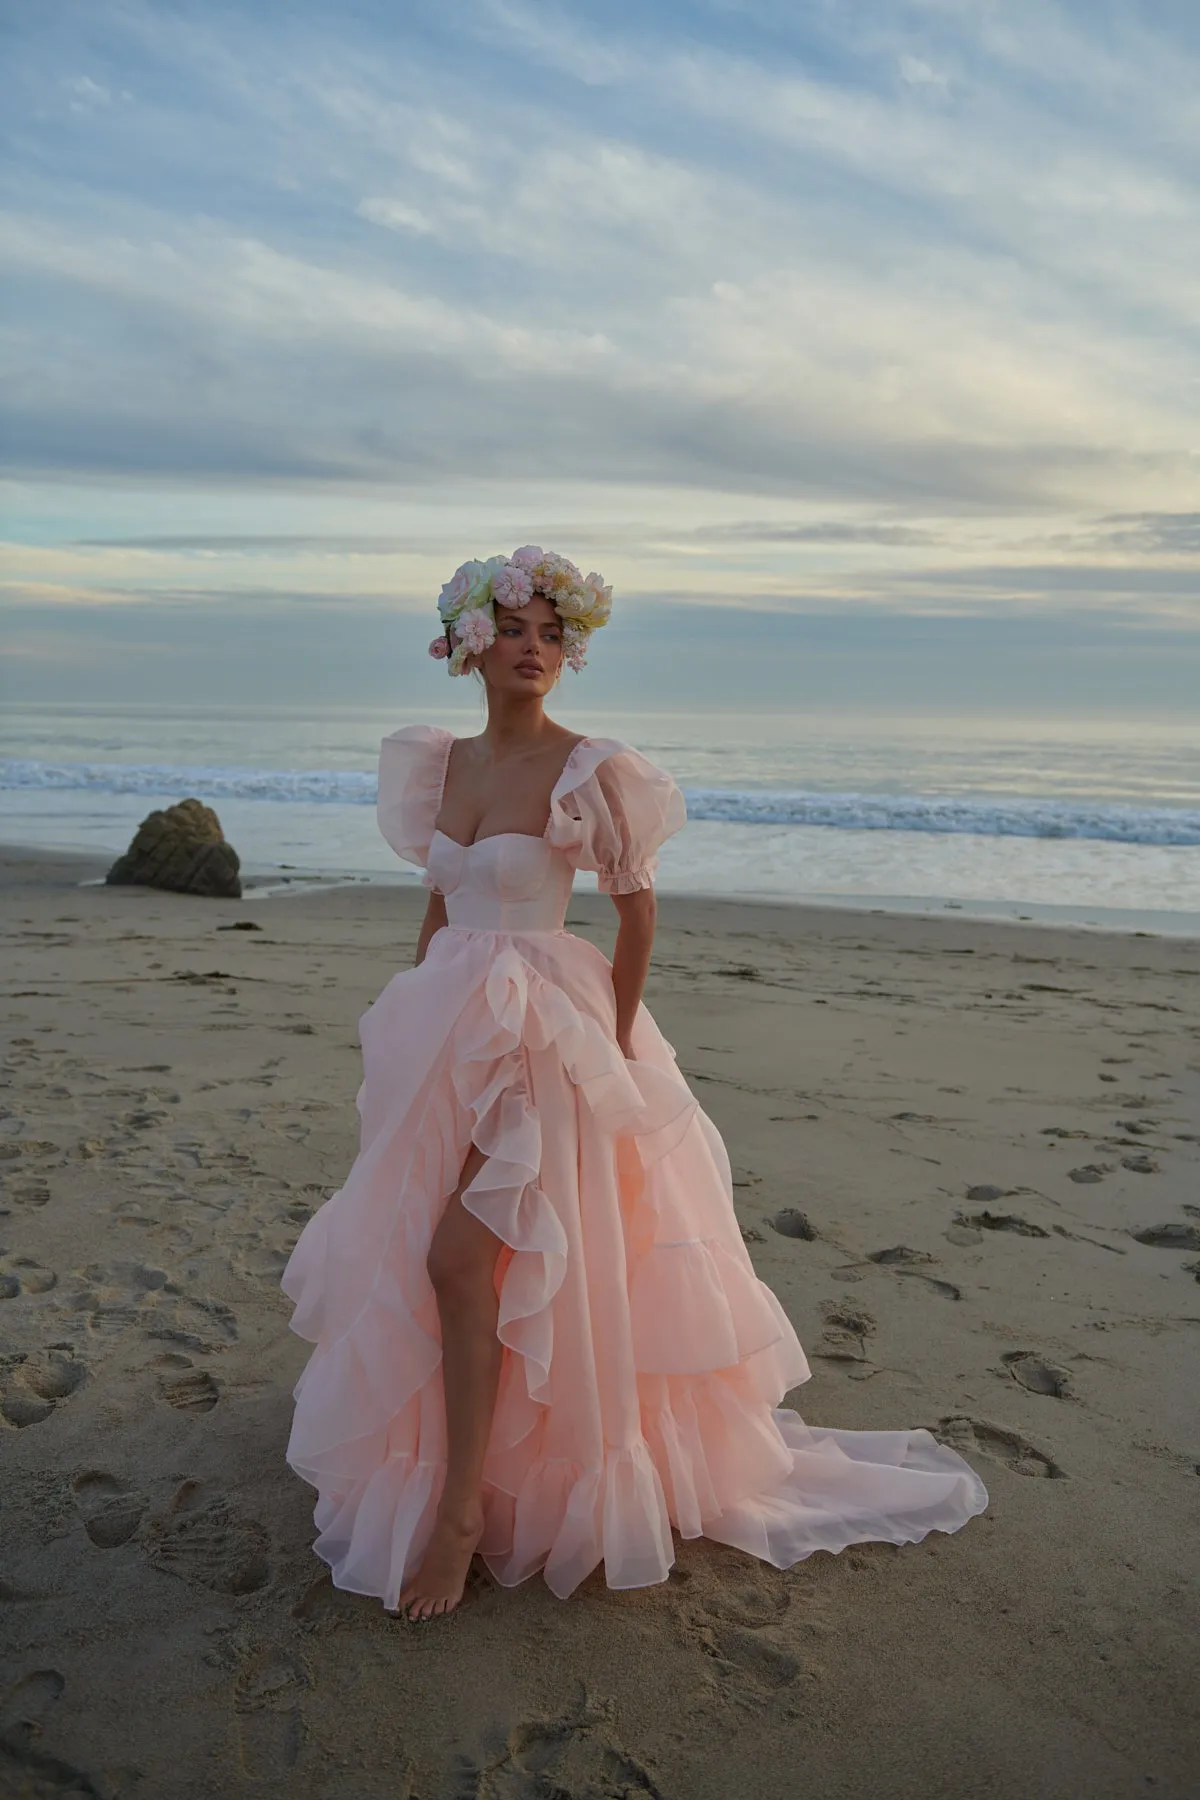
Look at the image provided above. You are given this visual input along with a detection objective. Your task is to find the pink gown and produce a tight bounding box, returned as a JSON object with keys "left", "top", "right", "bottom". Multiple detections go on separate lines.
{"left": 281, "top": 726, "right": 987, "bottom": 1605}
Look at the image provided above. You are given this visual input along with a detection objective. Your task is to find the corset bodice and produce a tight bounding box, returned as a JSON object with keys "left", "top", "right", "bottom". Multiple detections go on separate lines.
{"left": 425, "top": 829, "right": 577, "bottom": 933}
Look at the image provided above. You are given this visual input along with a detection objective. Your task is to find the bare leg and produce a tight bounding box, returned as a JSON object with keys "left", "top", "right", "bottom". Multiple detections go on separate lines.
{"left": 397, "top": 1142, "right": 503, "bottom": 1620}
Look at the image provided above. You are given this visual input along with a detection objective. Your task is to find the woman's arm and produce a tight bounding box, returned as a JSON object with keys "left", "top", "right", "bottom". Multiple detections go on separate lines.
{"left": 609, "top": 886, "right": 657, "bottom": 1057}
{"left": 414, "top": 891, "right": 448, "bottom": 966}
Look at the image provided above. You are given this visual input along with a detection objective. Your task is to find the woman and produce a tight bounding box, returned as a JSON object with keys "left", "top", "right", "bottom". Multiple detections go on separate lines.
{"left": 281, "top": 547, "right": 987, "bottom": 1622}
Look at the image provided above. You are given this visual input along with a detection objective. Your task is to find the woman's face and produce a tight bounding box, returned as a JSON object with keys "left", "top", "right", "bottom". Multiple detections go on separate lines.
{"left": 479, "top": 594, "right": 564, "bottom": 694}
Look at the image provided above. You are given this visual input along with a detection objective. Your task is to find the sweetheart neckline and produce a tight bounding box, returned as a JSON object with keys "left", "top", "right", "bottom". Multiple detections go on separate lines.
{"left": 431, "top": 827, "right": 553, "bottom": 852}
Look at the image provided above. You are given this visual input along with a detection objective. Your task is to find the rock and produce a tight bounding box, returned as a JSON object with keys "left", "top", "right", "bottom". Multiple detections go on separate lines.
{"left": 106, "top": 800, "right": 241, "bottom": 899}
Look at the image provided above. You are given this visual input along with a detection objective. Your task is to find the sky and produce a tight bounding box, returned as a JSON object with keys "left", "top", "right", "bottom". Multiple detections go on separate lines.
{"left": 2, "top": 0, "right": 1198, "bottom": 717}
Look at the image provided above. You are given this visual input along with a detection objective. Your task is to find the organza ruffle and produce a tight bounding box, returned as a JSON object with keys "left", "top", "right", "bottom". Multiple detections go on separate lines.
{"left": 282, "top": 927, "right": 986, "bottom": 1607}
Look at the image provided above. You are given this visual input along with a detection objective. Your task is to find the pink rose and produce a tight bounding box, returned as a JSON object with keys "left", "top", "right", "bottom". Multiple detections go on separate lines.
{"left": 510, "top": 545, "right": 545, "bottom": 571}
{"left": 428, "top": 635, "right": 450, "bottom": 659}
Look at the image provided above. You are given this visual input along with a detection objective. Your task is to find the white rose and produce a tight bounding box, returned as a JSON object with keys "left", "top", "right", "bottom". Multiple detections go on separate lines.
{"left": 438, "top": 556, "right": 505, "bottom": 622}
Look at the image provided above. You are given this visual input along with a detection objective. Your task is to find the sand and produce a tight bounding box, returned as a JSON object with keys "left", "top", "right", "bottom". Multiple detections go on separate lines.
{"left": 2, "top": 845, "right": 1198, "bottom": 1800}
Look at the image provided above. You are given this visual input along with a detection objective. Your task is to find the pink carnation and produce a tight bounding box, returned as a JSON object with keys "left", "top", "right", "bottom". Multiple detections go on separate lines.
{"left": 454, "top": 609, "right": 496, "bottom": 655}
{"left": 493, "top": 562, "right": 534, "bottom": 609}
{"left": 428, "top": 634, "right": 450, "bottom": 660}
{"left": 510, "top": 544, "right": 545, "bottom": 571}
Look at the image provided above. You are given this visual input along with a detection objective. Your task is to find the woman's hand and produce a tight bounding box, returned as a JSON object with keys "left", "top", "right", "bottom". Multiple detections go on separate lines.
{"left": 617, "top": 1034, "right": 636, "bottom": 1061}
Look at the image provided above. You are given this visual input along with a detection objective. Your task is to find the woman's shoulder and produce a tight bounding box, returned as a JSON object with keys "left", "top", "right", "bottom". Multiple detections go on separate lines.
{"left": 380, "top": 721, "right": 456, "bottom": 749}
{"left": 554, "top": 734, "right": 674, "bottom": 792}
{"left": 377, "top": 725, "right": 455, "bottom": 866}
{"left": 547, "top": 734, "right": 686, "bottom": 886}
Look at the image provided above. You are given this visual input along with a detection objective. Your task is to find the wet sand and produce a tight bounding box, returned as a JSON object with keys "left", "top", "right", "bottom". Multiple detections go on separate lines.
{"left": 2, "top": 846, "right": 1198, "bottom": 1799}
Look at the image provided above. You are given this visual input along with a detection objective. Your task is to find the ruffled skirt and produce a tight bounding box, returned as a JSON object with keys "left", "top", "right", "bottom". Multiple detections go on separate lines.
{"left": 281, "top": 925, "right": 987, "bottom": 1604}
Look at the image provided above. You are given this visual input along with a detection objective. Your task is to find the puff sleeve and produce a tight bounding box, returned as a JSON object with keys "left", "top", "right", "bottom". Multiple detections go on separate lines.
{"left": 376, "top": 723, "right": 453, "bottom": 873}
{"left": 548, "top": 740, "right": 687, "bottom": 894}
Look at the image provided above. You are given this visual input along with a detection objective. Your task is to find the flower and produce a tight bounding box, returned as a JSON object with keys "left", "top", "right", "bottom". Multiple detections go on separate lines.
{"left": 492, "top": 562, "right": 534, "bottom": 609}
{"left": 432, "top": 545, "right": 612, "bottom": 676}
{"left": 437, "top": 555, "right": 507, "bottom": 625}
{"left": 561, "top": 618, "right": 590, "bottom": 671}
{"left": 583, "top": 571, "right": 612, "bottom": 616}
{"left": 539, "top": 552, "right": 583, "bottom": 596}
{"left": 454, "top": 608, "right": 497, "bottom": 655}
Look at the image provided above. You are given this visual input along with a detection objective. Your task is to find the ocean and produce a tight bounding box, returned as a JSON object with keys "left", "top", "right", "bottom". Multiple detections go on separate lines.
{"left": 2, "top": 702, "right": 1197, "bottom": 932}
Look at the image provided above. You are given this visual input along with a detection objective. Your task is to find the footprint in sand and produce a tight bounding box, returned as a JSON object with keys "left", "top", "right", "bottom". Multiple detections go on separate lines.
{"left": 1067, "top": 1164, "right": 1112, "bottom": 1184}
{"left": 0, "top": 1140, "right": 59, "bottom": 1167}
{"left": 1131, "top": 1223, "right": 1200, "bottom": 1251}
{"left": 937, "top": 1415, "right": 1066, "bottom": 1479}
{"left": 660, "top": 1556, "right": 808, "bottom": 1721}
{"left": 146, "top": 1497, "right": 270, "bottom": 1595}
{"left": 455, "top": 1691, "right": 665, "bottom": 1799}
{"left": 815, "top": 1301, "right": 876, "bottom": 1365}
{"left": 160, "top": 1368, "right": 220, "bottom": 1414}
{"left": 0, "top": 1669, "right": 102, "bottom": 1799}
{"left": 893, "top": 1270, "right": 962, "bottom": 1301}
{"left": 958, "top": 1210, "right": 1049, "bottom": 1239}
{"left": 71, "top": 1470, "right": 147, "bottom": 1548}
{"left": 1000, "top": 1352, "right": 1072, "bottom": 1399}
{"left": 1, "top": 1667, "right": 65, "bottom": 1731}
{"left": 290, "top": 1572, "right": 369, "bottom": 1633}
{"left": 233, "top": 1645, "right": 311, "bottom": 1780}
{"left": 232, "top": 1240, "right": 289, "bottom": 1283}
{"left": 6, "top": 1182, "right": 52, "bottom": 1211}
{"left": 0, "top": 1256, "right": 57, "bottom": 1298}
{"left": 770, "top": 1209, "right": 817, "bottom": 1241}
{"left": 691, "top": 1564, "right": 792, "bottom": 1633}
{"left": 58, "top": 1261, "right": 168, "bottom": 1337}
{"left": 708, "top": 1623, "right": 802, "bottom": 1700}
{"left": 0, "top": 1347, "right": 87, "bottom": 1429}
{"left": 62, "top": 1263, "right": 239, "bottom": 1352}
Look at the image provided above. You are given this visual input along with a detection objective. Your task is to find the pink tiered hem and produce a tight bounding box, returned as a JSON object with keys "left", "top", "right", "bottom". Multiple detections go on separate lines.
{"left": 282, "top": 926, "right": 987, "bottom": 1606}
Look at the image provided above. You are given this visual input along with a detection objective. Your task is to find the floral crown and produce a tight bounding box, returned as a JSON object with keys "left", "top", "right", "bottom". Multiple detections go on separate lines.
{"left": 428, "top": 546, "right": 612, "bottom": 678}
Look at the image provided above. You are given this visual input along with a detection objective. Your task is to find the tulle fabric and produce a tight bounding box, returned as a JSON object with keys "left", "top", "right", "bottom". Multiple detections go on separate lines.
{"left": 280, "top": 728, "right": 988, "bottom": 1607}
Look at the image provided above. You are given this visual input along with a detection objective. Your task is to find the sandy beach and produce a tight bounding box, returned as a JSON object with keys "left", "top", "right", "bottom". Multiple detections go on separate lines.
{"left": 2, "top": 845, "right": 1198, "bottom": 1800}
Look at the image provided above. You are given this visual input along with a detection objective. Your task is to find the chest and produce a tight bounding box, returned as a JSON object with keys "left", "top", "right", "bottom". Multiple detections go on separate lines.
{"left": 433, "top": 740, "right": 585, "bottom": 848}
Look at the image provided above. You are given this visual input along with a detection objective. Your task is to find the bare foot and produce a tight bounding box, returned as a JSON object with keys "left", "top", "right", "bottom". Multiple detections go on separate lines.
{"left": 395, "top": 1508, "right": 484, "bottom": 1621}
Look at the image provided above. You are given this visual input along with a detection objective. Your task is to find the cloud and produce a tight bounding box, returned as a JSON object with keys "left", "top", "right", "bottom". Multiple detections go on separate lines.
{"left": 1, "top": 0, "right": 1198, "bottom": 713}
{"left": 1094, "top": 512, "right": 1200, "bottom": 556}
{"left": 68, "top": 533, "right": 426, "bottom": 555}
{"left": 690, "top": 520, "right": 942, "bottom": 547}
